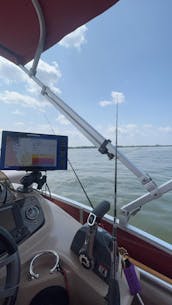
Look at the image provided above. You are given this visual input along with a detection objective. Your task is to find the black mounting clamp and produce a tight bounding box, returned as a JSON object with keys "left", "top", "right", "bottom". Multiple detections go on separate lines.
{"left": 98, "top": 139, "right": 114, "bottom": 160}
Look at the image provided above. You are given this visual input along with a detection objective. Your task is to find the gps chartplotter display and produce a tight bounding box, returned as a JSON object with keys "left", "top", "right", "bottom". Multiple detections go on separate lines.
{"left": 0, "top": 131, "right": 68, "bottom": 171}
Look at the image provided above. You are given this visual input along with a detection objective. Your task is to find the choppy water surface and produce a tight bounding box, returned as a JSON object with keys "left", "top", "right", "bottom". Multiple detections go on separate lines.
{"left": 47, "top": 147, "right": 172, "bottom": 244}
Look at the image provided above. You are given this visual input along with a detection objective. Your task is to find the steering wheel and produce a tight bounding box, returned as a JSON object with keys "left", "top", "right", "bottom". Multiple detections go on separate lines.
{"left": 0, "top": 226, "right": 20, "bottom": 305}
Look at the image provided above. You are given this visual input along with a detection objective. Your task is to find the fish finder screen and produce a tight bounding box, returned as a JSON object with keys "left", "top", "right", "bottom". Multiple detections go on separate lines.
{"left": 0, "top": 131, "right": 68, "bottom": 170}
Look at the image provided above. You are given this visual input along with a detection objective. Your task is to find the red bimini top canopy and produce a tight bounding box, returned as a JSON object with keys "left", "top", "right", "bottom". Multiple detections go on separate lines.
{"left": 0, "top": 0, "right": 119, "bottom": 66}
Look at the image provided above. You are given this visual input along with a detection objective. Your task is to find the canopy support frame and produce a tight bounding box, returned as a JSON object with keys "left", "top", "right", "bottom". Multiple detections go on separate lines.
{"left": 29, "top": 0, "right": 46, "bottom": 76}
{"left": 18, "top": 0, "right": 172, "bottom": 224}
{"left": 20, "top": 65, "right": 158, "bottom": 191}
{"left": 19, "top": 64, "right": 172, "bottom": 223}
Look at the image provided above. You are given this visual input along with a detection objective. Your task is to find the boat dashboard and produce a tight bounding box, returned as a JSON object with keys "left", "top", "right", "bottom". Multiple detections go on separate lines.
{"left": 0, "top": 195, "right": 45, "bottom": 253}
{"left": 0, "top": 178, "right": 134, "bottom": 305}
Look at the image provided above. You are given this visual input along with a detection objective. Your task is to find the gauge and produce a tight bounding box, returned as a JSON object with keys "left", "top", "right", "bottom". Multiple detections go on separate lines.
{"left": 24, "top": 196, "right": 40, "bottom": 221}
{"left": 25, "top": 205, "right": 40, "bottom": 220}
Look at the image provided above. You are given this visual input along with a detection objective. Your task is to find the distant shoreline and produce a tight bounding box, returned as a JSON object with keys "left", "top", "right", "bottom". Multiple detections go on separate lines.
{"left": 69, "top": 145, "right": 172, "bottom": 149}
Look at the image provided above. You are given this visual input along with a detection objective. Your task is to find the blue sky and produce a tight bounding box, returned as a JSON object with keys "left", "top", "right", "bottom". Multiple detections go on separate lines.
{"left": 0, "top": 0, "right": 172, "bottom": 146}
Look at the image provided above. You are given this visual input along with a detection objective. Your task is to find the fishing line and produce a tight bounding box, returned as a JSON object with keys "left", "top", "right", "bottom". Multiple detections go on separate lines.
{"left": 41, "top": 110, "right": 94, "bottom": 209}
{"left": 67, "top": 159, "right": 94, "bottom": 208}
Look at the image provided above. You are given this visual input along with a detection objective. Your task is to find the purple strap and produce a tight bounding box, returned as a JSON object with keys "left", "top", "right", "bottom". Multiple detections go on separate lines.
{"left": 124, "top": 260, "right": 141, "bottom": 295}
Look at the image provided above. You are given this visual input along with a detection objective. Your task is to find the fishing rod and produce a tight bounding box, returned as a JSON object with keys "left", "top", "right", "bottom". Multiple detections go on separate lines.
{"left": 106, "top": 102, "right": 144, "bottom": 305}
{"left": 106, "top": 102, "right": 120, "bottom": 305}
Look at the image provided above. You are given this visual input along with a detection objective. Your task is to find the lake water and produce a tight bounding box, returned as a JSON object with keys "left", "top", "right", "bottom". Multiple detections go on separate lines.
{"left": 47, "top": 147, "right": 172, "bottom": 244}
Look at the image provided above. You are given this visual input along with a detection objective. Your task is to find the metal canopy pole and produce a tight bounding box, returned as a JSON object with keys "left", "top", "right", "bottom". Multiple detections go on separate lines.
{"left": 29, "top": 0, "right": 46, "bottom": 76}
{"left": 19, "top": 65, "right": 158, "bottom": 194}
{"left": 120, "top": 179, "right": 172, "bottom": 223}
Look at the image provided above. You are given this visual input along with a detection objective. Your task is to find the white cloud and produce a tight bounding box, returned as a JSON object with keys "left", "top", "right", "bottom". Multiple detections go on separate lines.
{"left": 158, "top": 126, "right": 172, "bottom": 133}
{"left": 0, "top": 56, "right": 62, "bottom": 96}
{"left": 99, "top": 123, "right": 169, "bottom": 146}
{"left": 0, "top": 56, "right": 27, "bottom": 85}
{"left": 0, "top": 56, "right": 63, "bottom": 112}
{"left": 12, "top": 109, "right": 24, "bottom": 115}
{"left": 120, "top": 124, "right": 138, "bottom": 133}
{"left": 56, "top": 114, "right": 70, "bottom": 126}
{"left": 0, "top": 90, "right": 49, "bottom": 109}
{"left": 99, "top": 91, "right": 125, "bottom": 107}
{"left": 99, "top": 100, "right": 112, "bottom": 107}
{"left": 59, "top": 25, "right": 87, "bottom": 50}
{"left": 14, "top": 121, "right": 25, "bottom": 126}
{"left": 111, "top": 91, "right": 125, "bottom": 104}
{"left": 143, "top": 124, "right": 153, "bottom": 129}
{"left": 106, "top": 124, "right": 138, "bottom": 137}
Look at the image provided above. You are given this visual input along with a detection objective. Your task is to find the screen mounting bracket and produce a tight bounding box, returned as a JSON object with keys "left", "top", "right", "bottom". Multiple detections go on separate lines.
{"left": 18, "top": 171, "right": 46, "bottom": 192}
